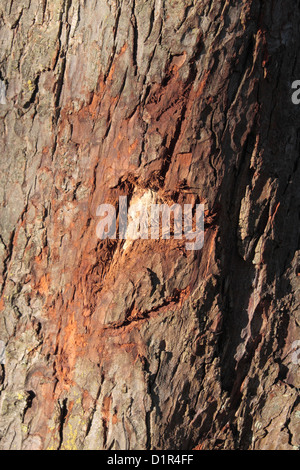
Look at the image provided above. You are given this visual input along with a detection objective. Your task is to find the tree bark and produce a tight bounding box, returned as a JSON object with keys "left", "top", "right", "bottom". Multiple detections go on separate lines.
{"left": 0, "top": 0, "right": 299, "bottom": 450}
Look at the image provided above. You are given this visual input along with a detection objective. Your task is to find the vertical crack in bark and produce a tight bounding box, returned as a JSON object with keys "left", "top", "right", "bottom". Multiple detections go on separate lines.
{"left": 58, "top": 398, "right": 68, "bottom": 450}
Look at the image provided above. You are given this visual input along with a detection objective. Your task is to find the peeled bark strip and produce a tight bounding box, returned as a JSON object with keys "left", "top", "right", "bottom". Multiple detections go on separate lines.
{"left": 0, "top": 0, "right": 299, "bottom": 450}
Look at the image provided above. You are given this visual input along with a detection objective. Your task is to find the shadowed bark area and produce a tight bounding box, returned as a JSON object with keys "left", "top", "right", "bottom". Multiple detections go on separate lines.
{"left": 0, "top": 0, "right": 299, "bottom": 450}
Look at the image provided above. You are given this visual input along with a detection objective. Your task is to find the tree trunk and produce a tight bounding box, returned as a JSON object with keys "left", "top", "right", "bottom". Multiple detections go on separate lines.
{"left": 0, "top": 0, "right": 299, "bottom": 450}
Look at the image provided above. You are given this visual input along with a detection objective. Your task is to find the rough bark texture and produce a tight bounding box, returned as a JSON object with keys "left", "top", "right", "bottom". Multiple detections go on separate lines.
{"left": 0, "top": 0, "right": 299, "bottom": 450}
